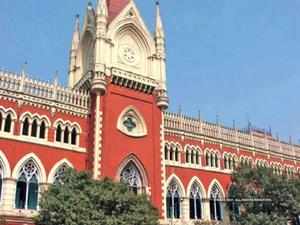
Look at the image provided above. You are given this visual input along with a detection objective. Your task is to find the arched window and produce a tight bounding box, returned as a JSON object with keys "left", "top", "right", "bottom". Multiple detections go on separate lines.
{"left": 39, "top": 121, "right": 46, "bottom": 139}
{"left": 224, "top": 156, "right": 228, "bottom": 169}
{"left": 206, "top": 153, "right": 210, "bottom": 166}
{"left": 215, "top": 155, "right": 219, "bottom": 168}
{"left": 15, "top": 160, "right": 39, "bottom": 210}
{"left": 190, "top": 183, "right": 202, "bottom": 220}
{"left": 63, "top": 127, "right": 70, "bottom": 144}
{"left": 164, "top": 145, "right": 169, "bottom": 160}
{"left": 166, "top": 181, "right": 181, "bottom": 219}
{"left": 31, "top": 119, "right": 38, "bottom": 137}
{"left": 210, "top": 184, "right": 223, "bottom": 221}
{"left": 71, "top": 128, "right": 77, "bottom": 145}
{"left": 22, "top": 118, "right": 30, "bottom": 136}
{"left": 56, "top": 124, "right": 62, "bottom": 142}
{"left": 120, "top": 162, "right": 143, "bottom": 194}
{"left": 175, "top": 147, "right": 179, "bottom": 162}
{"left": 4, "top": 114, "right": 12, "bottom": 133}
{"left": 210, "top": 154, "right": 214, "bottom": 167}
{"left": 196, "top": 151, "right": 200, "bottom": 165}
{"left": 53, "top": 163, "right": 69, "bottom": 185}
{"left": 191, "top": 151, "right": 195, "bottom": 164}
{"left": 186, "top": 150, "right": 190, "bottom": 163}
{"left": 169, "top": 147, "right": 174, "bottom": 161}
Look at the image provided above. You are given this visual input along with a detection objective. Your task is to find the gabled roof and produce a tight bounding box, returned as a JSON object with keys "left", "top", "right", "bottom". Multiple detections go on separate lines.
{"left": 107, "top": 0, "right": 130, "bottom": 23}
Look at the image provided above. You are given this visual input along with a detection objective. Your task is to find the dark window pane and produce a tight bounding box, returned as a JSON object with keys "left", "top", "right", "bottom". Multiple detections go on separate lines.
{"left": 39, "top": 121, "right": 46, "bottom": 139}
{"left": 56, "top": 125, "right": 62, "bottom": 142}
{"left": 174, "top": 194, "right": 180, "bottom": 219}
{"left": 4, "top": 114, "right": 11, "bottom": 132}
{"left": 166, "top": 194, "right": 172, "bottom": 218}
{"left": 15, "top": 181, "right": 27, "bottom": 209}
{"left": 22, "top": 118, "right": 30, "bottom": 136}
{"left": 64, "top": 127, "right": 70, "bottom": 144}
{"left": 190, "top": 198, "right": 195, "bottom": 219}
{"left": 28, "top": 182, "right": 38, "bottom": 210}
{"left": 71, "top": 128, "right": 77, "bottom": 145}
{"left": 164, "top": 147, "right": 168, "bottom": 160}
{"left": 31, "top": 120, "right": 38, "bottom": 137}
{"left": 196, "top": 198, "right": 202, "bottom": 219}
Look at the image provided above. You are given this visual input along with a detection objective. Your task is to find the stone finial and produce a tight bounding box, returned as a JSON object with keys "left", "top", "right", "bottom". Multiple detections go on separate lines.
{"left": 155, "top": 1, "right": 165, "bottom": 39}
{"left": 97, "top": 0, "right": 108, "bottom": 17}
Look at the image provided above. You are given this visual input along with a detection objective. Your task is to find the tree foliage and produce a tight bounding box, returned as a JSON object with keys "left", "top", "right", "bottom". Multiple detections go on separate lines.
{"left": 228, "top": 166, "right": 300, "bottom": 225}
{"left": 36, "top": 169, "right": 159, "bottom": 225}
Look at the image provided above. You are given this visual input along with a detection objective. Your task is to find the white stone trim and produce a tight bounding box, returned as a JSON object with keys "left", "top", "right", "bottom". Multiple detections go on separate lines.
{"left": 47, "top": 159, "right": 74, "bottom": 183}
{"left": 117, "top": 106, "right": 147, "bottom": 137}
{"left": 0, "top": 133, "right": 86, "bottom": 153}
{"left": 12, "top": 153, "right": 47, "bottom": 183}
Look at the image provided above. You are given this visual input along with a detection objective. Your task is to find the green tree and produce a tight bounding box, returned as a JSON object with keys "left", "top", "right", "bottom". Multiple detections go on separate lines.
{"left": 36, "top": 169, "right": 159, "bottom": 225}
{"left": 228, "top": 166, "right": 300, "bottom": 225}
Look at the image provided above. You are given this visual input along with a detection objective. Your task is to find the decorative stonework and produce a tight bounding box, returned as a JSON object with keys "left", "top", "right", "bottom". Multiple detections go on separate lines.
{"left": 117, "top": 106, "right": 147, "bottom": 138}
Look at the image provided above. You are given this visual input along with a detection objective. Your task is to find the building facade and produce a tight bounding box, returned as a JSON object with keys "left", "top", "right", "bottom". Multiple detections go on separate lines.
{"left": 0, "top": 0, "right": 299, "bottom": 224}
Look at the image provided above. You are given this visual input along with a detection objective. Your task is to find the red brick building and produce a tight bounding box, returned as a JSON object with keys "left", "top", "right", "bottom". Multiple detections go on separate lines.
{"left": 0, "top": 0, "right": 299, "bottom": 224}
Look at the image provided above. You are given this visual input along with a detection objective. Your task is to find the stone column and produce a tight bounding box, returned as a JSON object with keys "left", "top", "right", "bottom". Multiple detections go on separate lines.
{"left": 2, "top": 178, "right": 16, "bottom": 210}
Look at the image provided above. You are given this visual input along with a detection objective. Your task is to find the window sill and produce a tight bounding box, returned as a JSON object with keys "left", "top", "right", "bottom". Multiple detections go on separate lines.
{"left": 0, "top": 133, "right": 86, "bottom": 153}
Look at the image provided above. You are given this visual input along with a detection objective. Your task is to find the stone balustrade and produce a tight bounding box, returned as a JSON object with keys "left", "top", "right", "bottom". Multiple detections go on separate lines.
{"left": 0, "top": 70, "right": 90, "bottom": 112}
{"left": 164, "top": 112, "right": 300, "bottom": 159}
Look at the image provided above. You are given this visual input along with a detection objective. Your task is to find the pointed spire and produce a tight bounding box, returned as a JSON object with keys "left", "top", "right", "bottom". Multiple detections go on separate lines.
{"left": 155, "top": 1, "right": 165, "bottom": 39}
{"left": 71, "top": 14, "right": 80, "bottom": 50}
{"left": 97, "top": 0, "right": 108, "bottom": 17}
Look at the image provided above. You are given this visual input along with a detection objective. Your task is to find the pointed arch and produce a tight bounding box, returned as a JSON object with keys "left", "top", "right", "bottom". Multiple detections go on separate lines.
{"left": 165, "top": 174, "right": 185, "bottom": 197}
{"left": 12, "top": 153, "right": 46, "bottom": 183}
{"left": 0, "top": 150, "right": 11, "bottom": 178}
{"left": 117, "top": 106, "right": 147, "bottom": 137}
{"left": 117, "top": 154, "right": 149, "bottom": 190}
{"left": 207, "top": 179, "right": 226, "bottom": 199}
{"left": 47, "top": 159, "right": 74, "bottom": 183}
{"left": 187, "top": 176, "right": 207, "bottom": 198}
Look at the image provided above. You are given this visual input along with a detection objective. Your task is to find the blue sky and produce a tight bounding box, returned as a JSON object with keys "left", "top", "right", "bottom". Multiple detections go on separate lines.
{"left": 0, "top": 0, "right": 299, "bottom": 142}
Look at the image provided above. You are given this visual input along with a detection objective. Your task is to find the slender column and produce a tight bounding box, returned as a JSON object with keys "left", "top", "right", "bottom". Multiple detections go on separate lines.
{"left": 93, "top": 94, "right": 101, "bottom": 179}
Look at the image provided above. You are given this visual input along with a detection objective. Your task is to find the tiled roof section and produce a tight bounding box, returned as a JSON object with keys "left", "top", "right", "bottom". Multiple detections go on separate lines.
{"left": 108, "top": 0, "right": 130, "bottom": 23}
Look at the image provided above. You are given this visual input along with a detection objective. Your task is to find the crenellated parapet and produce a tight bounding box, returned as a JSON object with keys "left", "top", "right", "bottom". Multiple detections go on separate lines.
{"left": 0, "top": 70, "right": 90, "bottom": 116}
{"left": 164, "top": 112, "right": 300, "bottom": 160}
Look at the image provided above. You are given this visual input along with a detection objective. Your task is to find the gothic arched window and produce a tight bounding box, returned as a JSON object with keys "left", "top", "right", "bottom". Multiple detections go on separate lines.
{"left": 189, "top": 183, "right": 202, "bottom": 220}
{"left": 39, "top": 121, "right": 46, "bottom": 139}
{"left": 71, "top": 128, "right": 77, "bottom": 145}
{"left": 53, "top": 163, "right": 69, "bottom": 185}
{"left": 4, "top": 114, "right": 12, "bottom": 133}
{"left": 22, "top": 118, "right": 30, "bottom": 136}
{"left": 166, "top": 181, "right": 181, "bottom": 219}
{"left": 64, "top": 127, "right": 70, "bottom": 144}
{"left": 31, "top": 119, "right": 38, "bottom": 137}
{"left": 210, "top": 184, "right": 223, "bottom": 221}
{"left": 164, "top": 145, "right": 169, "bottom": 160}
{"left": 56, "top": 124, "right": 62, "bottom": 142}
{"left": 120, "top": 163, "right": 143, "bottom": 194}
{"left": 15, "top": 160, "right": 39, "bottom": 210}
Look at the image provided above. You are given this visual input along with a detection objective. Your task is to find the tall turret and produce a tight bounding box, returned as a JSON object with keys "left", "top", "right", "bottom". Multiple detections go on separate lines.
{"left": 155, "top": 1, "right": 168, "bottom": 110}
{"left": 91, "top": 0, "right": 109, "bottom": 95}
{"left": 68, "top": 15, "right": 81, "bottom": 87}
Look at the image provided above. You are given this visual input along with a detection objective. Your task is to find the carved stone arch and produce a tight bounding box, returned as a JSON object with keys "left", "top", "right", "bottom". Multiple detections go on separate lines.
{"left": 207, "top": 179, "right": 226, "bottom": 199}
{"left": 166, "top": 174, "right": 186, "bottom": 197}
{"left": 12, "top": 153, "right": 47, "bottom": 183}
{"left": 0, "top": 107, "right": 17, "bottom": 120}
{"left": 187, "top": 177, "right": 207, "bottom": 199}
{"left": 19, "top": 112, "right": 33, "bottom": 123}
{"left": 107, "top": 1, "right": 155, "bottom": 53}
{"left": 117, "top": 154, "right": 149, "bottom": 191}
{"left": 0, "top": 150, "right": 11, "bottom": 178}
{"left": 48, "top": 159, "right": 74, "bottom": 183}
{"left": 117, "top": 106, "right": 147, "bottom": 137}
